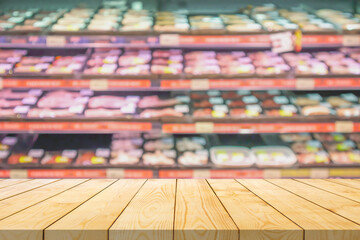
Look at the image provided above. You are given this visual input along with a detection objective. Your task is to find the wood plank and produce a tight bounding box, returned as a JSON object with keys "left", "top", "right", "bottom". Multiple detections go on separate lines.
{"left": 238, "top": 179, "right": 360, "bottom": 240}
{"left": 327, "top": 179, "right": 360, "bottom": 190}
{"left": 297, "top": 179, "right": 360, "bottom": 203}
{"left": 110, "top": 179, "right": 175, "bottom": 240}
{"left": 174, "top": 179, "right": 238, "bottom": 240}
{"left": 46, "top": 179, "right": 146, "bottom": 240}
{"left": 0, "top": 179, "right": 31, "bottom": 189}
{"left": 208, "top": 179, "right": 303, "bottom": 240}
{"left": 0, "top": 179, "right": 58, "bottom": 201}
{"left": 0, "top": 179, "right": 115, "bottom": 240}
{"left": 268, "top": 179, "right": 360, "bottom": 225}
{"left": 0, "top": 179, "right": 87, "bottom": 221}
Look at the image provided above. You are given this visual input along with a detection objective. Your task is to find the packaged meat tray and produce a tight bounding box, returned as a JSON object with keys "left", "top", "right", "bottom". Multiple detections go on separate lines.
{"left": 189, "top": 15, "right": 225, "bottom": 33}
{"left": 27, "top": 90, "right": 89, "bottom": 118}
{"left": 280, "top": 133, "right": 312, "bottom": 142}
{"left": 176, "top": 137, "right": 209, "bottom": 166}
{"left": 110, "top": 149, "right": 143, "bottom": 166}
{"left": 154, "top": 12, "right": 189, "bottom": 33}
{"left": 0, "top": 136, "right": 18, "bottom": 164}
{"left": 210, "top": 146, "right": 255, "bottom": 167}
{"left": 40, "top": 150, "right": 77, "bottom": 166}
{"left": 110, "top": 135, "right": 143, "bottom": 166}
{"left": 313, "top": 133, "right": 346, "bottom": 142}
{"left": 220, "top": 14, "right": 262, "bottom": 33}
{"left": 120, "top": 10, "right": 153, "bottom": 32}
{"left": 291, "top": 140, "right": 330, "bottom": 165}
{"left": 7, "top": 148, "right": 44, "bottom": 166}
{"left": 75, "top": 148, "right": 110, "bottom": 166}
{"left": 251, "top": 146, "right": 297, "bottom": 168}
{"left": 151, "top": 49, "right": 183, "bottom": 76}
{"left": 142, "top": 150, "right": 176, "bottom": 166}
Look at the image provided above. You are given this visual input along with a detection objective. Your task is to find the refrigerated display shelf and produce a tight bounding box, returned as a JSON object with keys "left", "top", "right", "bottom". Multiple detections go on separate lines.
{"left": 2, "top": 77, "right": 360, "bottom": 91}
{"left": 0, "top": 120, "right": 358, "bottom": 133}
{"left": 1, "top": 168, "right": 360, "bottom": 179}
{"left": 0, "top": 34, "right": 359, "bottom": 48}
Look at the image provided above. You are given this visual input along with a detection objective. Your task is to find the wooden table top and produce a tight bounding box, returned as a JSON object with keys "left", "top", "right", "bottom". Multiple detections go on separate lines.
{"left": 0, "top": 179, "right": 359, "bottom": 240}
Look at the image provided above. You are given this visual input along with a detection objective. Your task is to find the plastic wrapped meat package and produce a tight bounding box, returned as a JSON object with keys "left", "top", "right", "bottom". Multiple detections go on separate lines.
{"left": 316, "top": 9, "right": 360, "bottom": 32}
{"left": 189, "top": 15, "right": 224, "bottom": 32}
{"left": 220, "top": 14, "right": 262, "bottom": 32}
{"left": 41, "top": 150, "right": 77, "bottom": 166}
{"left": 0, "top": 136, "right": 18, "bottom": 164}
{"left": 292, "top": 93, "right": 333, "bottom": 116}
{"left": 116, "top": 49, "right": 151, "bottom": 75}
{"left": 176, "top": 137, "right": 208, "bottom": 166}
{"left": 84, "top": 49, "right": 122, "bottom": 75}
{"left": 184, "top": 51, "right": 220, "bottom": 76}
{"left": 75, "top": 148, "right": 110, "bottom": 166}
{"left": 252, "top": 146, "right": 297, "bottom": 167}
{"left": 7, "top": 148, "right": 44, "bottom": 166}
{"left": 84, "top": 95, "right": 139, "bottom": 117}
{"left": 52, "top": 8, "right": 95, "bottom": 32}
{"left": 248, "top": 51, "right": 290, "bottom": 76}
{"left": 154, "top": 12, "right": 189, "bottom": 32}
{"left": 0, "top": 49, "right": 27, "bottom": 74}
{"left": 291, "top": 140, "right": 330, "bottom": 165}
{"left": 120, "top": 10, "right": 153, "bottom": 32}
{"left": 210, "top": 147, "right": 255, "bottom": 167}
{"left": 216, "top": 51, "right": 255, "bottom": 76}
{"left": 27, "top": 90, "right": 88, "bottom": 118}
{"left": 0, "top": 89, "right": 42, "bottom": 117}
{"left": 142, "top": 137, "right": 176, "bottom": 166}
{"left": 110, "top": 135, "right": 143, "bottom": 166}
{"left": 323, "top": 140, "right": 360, "bottom": 164}
{"left": 138, "top": 95, "right": 185, "bottom": 118}
{"left": 151, "top": 49, "right": 183, "bottom": 75}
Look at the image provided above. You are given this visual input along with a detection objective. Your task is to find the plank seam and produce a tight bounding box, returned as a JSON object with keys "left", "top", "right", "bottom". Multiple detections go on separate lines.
{"left": 107, "top": 179, "right": 148, "bottom": 235}
{"left": 172, "top": 179, "right": 177, "bottom": 240}
{"left": 267, "top": 179, "right": 360, "bottom": 227}
{"left": 324, "top": 179, "right": 360, "bottom": 190}
{"left": 0, "top": 179, "right": 33, "bottom": 189}
{"left": 234, "top": 179, "right": 305, "bottom": 240}
{"left": 0, "top": 179, "right": 90, "bottom": 221}
{"left": 205, "top": 179, "right": 240, "bottom": 240}
{"left": 43, "top": 179, "right": 120, "bottom": 239}
{"left": 0, "top": 179, "right": 59, "bottom": 201}
{"left": 294, "top": 179, "right": 360, "bottom": 204}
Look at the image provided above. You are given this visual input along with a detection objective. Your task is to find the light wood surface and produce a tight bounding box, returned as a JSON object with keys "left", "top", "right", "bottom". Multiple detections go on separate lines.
{"left": 0, "top": 179, "right": 359, "bottom": 240}
{"left": 326, "top": 179, "right": 360, "bottom": 189}
{"left": 268, "top": 179, "right": 360, "bottom": 224}
{"left": 0, "top": 179, "right": 87, "bottom": 221}
{"left": 47, "top": 179, "right": 145, "bottom": 240}
{"left": 110, "top": 179, "right": 175, "bottom": 240}
{"left": 208, "top": 179, "right": 303, "bottom": 240}
{"left": 297, "top": 179, "right": 360, "bottom": 202}
{"left": 174, "top": 179, "right": 238, "bottom": 240}
{"left": 0, "top": 179, "right": 58, "bottom": 201}
{"left": 238, "top": 179, "right": 360, "bottom": 240}
{"left": 0, "top": 179, "right": 31, "bottom": 189}
{"left": 0, "top": 179, "right": 115, "bottom": 240}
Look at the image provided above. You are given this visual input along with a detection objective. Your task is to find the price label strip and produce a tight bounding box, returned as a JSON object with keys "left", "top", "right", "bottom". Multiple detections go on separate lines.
{"left": 191, "top": 79, "right": 210, "bottom": 90}
{"left": 335, "top": 121, "right": 354, "bottom": 133}
{"left": 159, "top": 34, "right": 180, "bottom": 46}
{"left": 343, "top": 35, "right": 360, "bottom": 47}
{"left": 270, "top": 31, "right": 294, "bottom": 53}
{"left": 195, "top": 122, "right": 214, "bottom": 133}
{"left": 46, "top": 36, "right": 66, "bottom": 47}
{"left": 90, "top": 79, "right": 109, "bottom": 91}
{"left": 296, "top": 78, "right": 315, "bottom": 90}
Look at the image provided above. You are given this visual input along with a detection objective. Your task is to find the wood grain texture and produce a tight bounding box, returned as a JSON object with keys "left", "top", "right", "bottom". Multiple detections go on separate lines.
{"left": 174, "top": 179, "right": 238, "bottom": 240}
{"left": 269, "top": 179, "right": 360, "bottom": 224}
{"left": 46, "top": 179, "right": 146, "bottom": 240}
{"left": 0, "top": 179, "right": 87, "bottom": 221}
{"left": 238, "top": 179, "right": 360, "bottom": 240}
{"left": 0, "top": 179, "right": 58, "bottom": 201}
{"left": 0, "top": 179, "right": 115, "bottom": 240}
{"left": 297, "top": 179, "right": 360, "bottom": 203}
{"left": 327, "top": 179, "right": 360, "bottom": 189}
{"left": 0, "top": 179, "right": 31, "bottom": 189}
{"left": 110, "top": 179, "right": 175, "bottom": 240}
{"left": 208, "top": 179, "right": 303, "bottom": 240}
